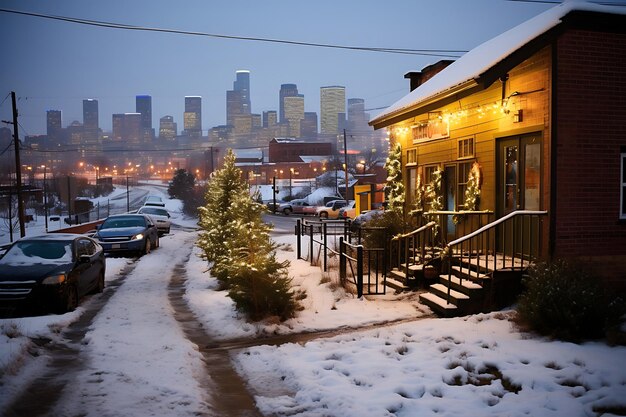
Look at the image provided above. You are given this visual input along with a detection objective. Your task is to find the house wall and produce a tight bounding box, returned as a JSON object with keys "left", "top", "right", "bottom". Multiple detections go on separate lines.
{"left": 390, "top": 47, "right": 552, "bottom": 219}
{"left": 554, "top": 29, "right": 626, "bottom": 288}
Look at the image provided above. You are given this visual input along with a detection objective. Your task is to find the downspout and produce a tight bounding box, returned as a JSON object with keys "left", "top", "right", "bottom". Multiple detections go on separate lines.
{"left": 549, "top": 41, "right": 558, "bottom": 259}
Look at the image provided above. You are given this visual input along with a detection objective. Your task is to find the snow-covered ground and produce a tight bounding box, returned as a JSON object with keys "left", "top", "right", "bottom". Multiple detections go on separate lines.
{"left": 1, "top": 192, "right": 625, "bottom": 416}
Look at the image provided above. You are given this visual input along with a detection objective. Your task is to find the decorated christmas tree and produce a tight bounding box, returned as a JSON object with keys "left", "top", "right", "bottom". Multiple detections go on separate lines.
{"left": 384, "top": 142, "right": 405, "bottom": 214}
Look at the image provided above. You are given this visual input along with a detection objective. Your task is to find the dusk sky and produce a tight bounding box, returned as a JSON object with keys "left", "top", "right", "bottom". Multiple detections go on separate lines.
{"left": 0, "top": 0, "right": 611, "bottom": 137}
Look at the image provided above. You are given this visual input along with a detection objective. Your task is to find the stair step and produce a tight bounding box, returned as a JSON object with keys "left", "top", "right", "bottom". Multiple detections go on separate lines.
{"left": 390, "top": 268, "right": 408, "bottom": 281}
{"left": 419, "top": 292, "right": 458, "bottom": 317}
{"left": 400, "top": 263, "right": 424, "bottom": 272}
{"left": 439, "top": 274, "right": 483, "bottom": 290}
{"left": 429, "top": 283, "right": 469, "bottom": 305}
{"left": 385, "top": 277, "right": 409, "bottom": 293}
{"left": 451, "top": 265, "right": 491, "bottom": 280}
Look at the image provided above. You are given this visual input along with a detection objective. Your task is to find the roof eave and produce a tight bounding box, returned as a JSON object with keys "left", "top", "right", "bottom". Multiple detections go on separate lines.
{"left": 369, "top": 79, "right": 480, "bottom": 130}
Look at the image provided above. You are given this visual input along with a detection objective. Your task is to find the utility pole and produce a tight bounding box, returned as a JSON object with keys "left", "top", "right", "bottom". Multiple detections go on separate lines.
{"left": 343, "top": 129, "right": 349, "bottom": 201}
{"left": 11, "top": 92, "right": 26, "bottom": 237}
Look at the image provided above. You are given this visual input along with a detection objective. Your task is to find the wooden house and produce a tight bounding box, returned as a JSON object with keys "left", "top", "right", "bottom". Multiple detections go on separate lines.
{"left": 369, "top": 2, "right": 626, "bottom": 315}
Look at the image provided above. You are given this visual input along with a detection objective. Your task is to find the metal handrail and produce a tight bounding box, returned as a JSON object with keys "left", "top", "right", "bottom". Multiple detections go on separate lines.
{"left": 442, "top": 210, "right": 548, "bottom": 304}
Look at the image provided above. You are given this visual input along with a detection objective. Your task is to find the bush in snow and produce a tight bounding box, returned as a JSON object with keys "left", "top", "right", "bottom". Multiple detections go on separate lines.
{"left": 168, "top": 169, "right": 196, "bottom": 200}
{"left": 516, "top": 259, "right": 625, "bottom": 342}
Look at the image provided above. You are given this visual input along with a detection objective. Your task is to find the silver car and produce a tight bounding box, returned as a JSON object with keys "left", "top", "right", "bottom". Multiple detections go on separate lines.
{"left": 137, "top": 206, "right": 171, "bottom": 235}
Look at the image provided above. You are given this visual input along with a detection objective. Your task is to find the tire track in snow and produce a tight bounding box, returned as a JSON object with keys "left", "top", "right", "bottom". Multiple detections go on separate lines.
{"left": 169, "top": 249, "right": 263, "bottom": 417}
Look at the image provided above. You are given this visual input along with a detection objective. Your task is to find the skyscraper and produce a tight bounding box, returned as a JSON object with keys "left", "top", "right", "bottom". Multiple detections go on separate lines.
{"left": 184, "top": 96, "right": 202, "bottom": 138}
{"left": 320, "top": 86, "right": 346, "bottom": 135}
{"left": 159, "top": 115, "right": 177, "bottom": 141}
{"left": 279, "top": 84, "right": 299, "bottom": 124}
{"left": 136, "top": 95, "right": 154, "bottom": 141}
{"left": 46, "top": 110, "right": 62, "bottom": 142}
{"left": 283, "top": 95, "right": 304, "bottom": 138}
{"left": 83, "top": 99, "right": 99, "bottom": 145}
{"left": 234, "top": 70, "right": 251, "bottom": 114}
{"left": 227, "top": 70, "right": 251, "bottom": 127}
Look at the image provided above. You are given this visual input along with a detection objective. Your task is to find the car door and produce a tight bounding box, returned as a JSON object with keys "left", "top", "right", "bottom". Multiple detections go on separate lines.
{"left": 74, "top": 238, "right": 96, "bottom": 296}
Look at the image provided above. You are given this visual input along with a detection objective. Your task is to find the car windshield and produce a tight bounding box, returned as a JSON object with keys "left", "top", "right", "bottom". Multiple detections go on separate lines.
{"left": 100, "top": 217, "right": 145, "bottom": 229}
{"left": 0, "top": 241, "right": 73, "bottom": 265}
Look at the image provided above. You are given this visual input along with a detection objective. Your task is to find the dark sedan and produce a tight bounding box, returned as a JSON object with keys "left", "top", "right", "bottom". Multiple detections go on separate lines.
{"left": 94, "top": 214, "right": 159, "bottom": 256}
{"left": 0, "top": 234, "right": 106, "bottom": 315}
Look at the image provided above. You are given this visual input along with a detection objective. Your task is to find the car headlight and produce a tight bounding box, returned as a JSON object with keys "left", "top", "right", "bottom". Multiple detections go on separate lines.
{"left": 131, "top": 233, "right": 144, "bottom": 241}
{"left": 42, "top": 274, "right": 67, "bottom": 285}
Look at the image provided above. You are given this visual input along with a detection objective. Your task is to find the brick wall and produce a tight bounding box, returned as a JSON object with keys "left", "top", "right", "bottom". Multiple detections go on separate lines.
{"left": 554, "top": 29, "right": 626, "bottom": 288}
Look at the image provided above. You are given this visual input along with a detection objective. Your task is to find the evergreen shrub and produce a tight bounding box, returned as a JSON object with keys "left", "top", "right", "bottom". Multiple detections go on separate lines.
{"left": 516, "top": 259, "right": 625, "bottom": 342}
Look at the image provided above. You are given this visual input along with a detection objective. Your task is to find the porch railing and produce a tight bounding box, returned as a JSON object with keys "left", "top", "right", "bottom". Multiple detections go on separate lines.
{"left": 442, "top": 210, "right": 548, "bottom": 303}
{"left": 390, "top": 221, "right": 437, "bottom": 280}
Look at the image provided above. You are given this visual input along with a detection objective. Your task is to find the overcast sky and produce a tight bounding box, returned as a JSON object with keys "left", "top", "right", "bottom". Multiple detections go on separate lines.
{"left": 0, "top": 0, "right": 605, "bottom": 136}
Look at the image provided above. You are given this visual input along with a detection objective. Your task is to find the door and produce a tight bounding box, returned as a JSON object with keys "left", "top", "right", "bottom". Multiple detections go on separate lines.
{"left": 497, "top": 134, "right": 542, "bottom": 216}
{"left": 496, "top": 134, "right": 542, "bottom": 253}
{"left": 444, "top": 165, "right": 457, "bottom": 241}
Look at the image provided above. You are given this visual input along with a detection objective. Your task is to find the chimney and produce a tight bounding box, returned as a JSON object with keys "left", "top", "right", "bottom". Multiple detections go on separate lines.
{"left": 404, "top": 60, "right": 455, "bottom": 92}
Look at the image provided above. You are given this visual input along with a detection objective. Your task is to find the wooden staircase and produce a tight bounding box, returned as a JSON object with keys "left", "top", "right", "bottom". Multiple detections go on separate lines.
{"left": 385, "top": 210, "right": 548, "bottom": 317}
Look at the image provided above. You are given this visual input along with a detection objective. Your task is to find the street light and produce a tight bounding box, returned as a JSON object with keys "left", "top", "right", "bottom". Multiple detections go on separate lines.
{"left": 41, "top": 165, "right": 48, "bottom": 232}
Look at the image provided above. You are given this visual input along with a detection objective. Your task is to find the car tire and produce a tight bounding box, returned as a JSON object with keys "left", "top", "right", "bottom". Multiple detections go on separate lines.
{"left": 143, "top": 238, "right": 152, "bottom": 255}
{"left": 283, "top": 208, "right": 292, "bottom": 215}
{"left": 155, "top": 235, "right": 160, "bottom": 248}
{"left": 319, "top": 212, "right": 328, "bottom": 219}
{"left": 57, "top": 284, "right": 78, "bottom": 314}
{"left": 165, "top": 228, "right": 170, "bottom": 234}
{"left": 90, "top": 271, "right": 105, "bottom": 294}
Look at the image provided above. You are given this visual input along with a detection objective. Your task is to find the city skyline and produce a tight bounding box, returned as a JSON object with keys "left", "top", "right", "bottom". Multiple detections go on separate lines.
{"left": 2, "top": 0, "right": 615, "bottom": 137}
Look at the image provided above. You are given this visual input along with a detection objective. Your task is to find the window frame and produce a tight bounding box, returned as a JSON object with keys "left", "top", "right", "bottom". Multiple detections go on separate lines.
{"left": 619, "top": 148, "right": 626, "bottom": 220}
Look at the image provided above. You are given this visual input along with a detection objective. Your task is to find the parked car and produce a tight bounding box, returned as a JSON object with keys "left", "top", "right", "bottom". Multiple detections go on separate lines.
{"left": 136, "top": 206, "right": 171, "bottom": 235}
{"left": 337, "top": 201, "right": 357, "bottom": 219}
{"left": 316, "top": 199, "right": 347, "bottom": 219}
{"left": 278, "top": 199, "right": 317, "bottom": 215}
{"left": 143, "top": 195, "right": 166, "bottom": 207}
{"left": 263, "top": 199, "right": 284, "bottom": 213}
{"left": 351, "top": 209, "right": 384, "bottom": 229}
{"left": 94, "top": 214, "right": 159, "bottom": 256}
{"left": 0, "top": 234, "right": 106, "bottom": 314}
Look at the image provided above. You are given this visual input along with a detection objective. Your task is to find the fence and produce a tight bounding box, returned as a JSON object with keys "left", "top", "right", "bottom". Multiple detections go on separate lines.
{"left": 295, "top": 218, "right": 387, "bottom": 297}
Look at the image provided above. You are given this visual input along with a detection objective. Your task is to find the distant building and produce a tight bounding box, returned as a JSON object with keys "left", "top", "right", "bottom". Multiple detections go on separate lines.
{"left": 283, "top": 95, "right": 304, "bottom": 138}
{"left": 112, "top": 113, "right": 141, "bottom": 144}
{"left": 279, "top": 84, "right": 299, "bottom": 124}
{"left": 263, "top": 110, "right": 277, "bottom": 128}
{"left": 301, "top": 112, "right": 318, "bottom": 138}
{"left": 46, "top": 110, "right": 62, "bottom": 143}
{"left": 159, "top": 115, "right": 177, "bottom": 141}
{"left": 136, "top": 95, "right": 154, "bottom": 142}
{"left": 234, "top": 70, "right": 251, "bottom": 114}
{"left": 320, "top": 86, "right": 345, "bottom": 134}
{"left": 183, "top": 96, "right": 202, "bottom": 138}
{"left": 82, "top": 99, "right": 99, "bottom": 145}
{"left": 268, "top": 138, "right": 333, "bottom": 163}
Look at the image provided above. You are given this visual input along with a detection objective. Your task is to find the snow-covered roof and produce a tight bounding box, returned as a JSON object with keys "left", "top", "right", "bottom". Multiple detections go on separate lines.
{"left": 371, "top": 1, "right": 626, "bottom": 126}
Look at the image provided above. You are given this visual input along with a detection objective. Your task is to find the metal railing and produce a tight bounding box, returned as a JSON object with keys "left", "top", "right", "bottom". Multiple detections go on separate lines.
{"left": 391, "top": 221, "right": 438, "bottom": 280}
{"left": 442, "top": 210, "right": 548, "bottom": 303}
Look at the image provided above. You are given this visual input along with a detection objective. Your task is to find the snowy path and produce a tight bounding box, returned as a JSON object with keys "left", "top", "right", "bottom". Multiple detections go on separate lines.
{"left": 48, "top": 231, "right": 213, "bottom": 417}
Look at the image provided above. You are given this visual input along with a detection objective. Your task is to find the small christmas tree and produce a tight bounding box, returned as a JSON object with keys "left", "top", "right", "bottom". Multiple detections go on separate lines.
{"left": 384, "top": 142, "right": 405, "bottom": 214}
{"left": 425, "top": 168, "right": 443, "bottom": 212}
{"left": 463, "top": 162, "right": 482, "bottom": 211}
{"left": 197, "top": 148, "right": 304, "bottom": 321}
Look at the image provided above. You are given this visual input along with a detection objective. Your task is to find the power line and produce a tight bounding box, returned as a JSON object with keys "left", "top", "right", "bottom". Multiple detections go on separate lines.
{"left": 0, "top": 8, "right": 468, "bottom": 58}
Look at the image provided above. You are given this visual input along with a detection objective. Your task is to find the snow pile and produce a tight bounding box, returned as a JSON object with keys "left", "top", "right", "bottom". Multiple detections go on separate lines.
{"left": 235, "top": 312, "right": 626, "bottom": 416}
